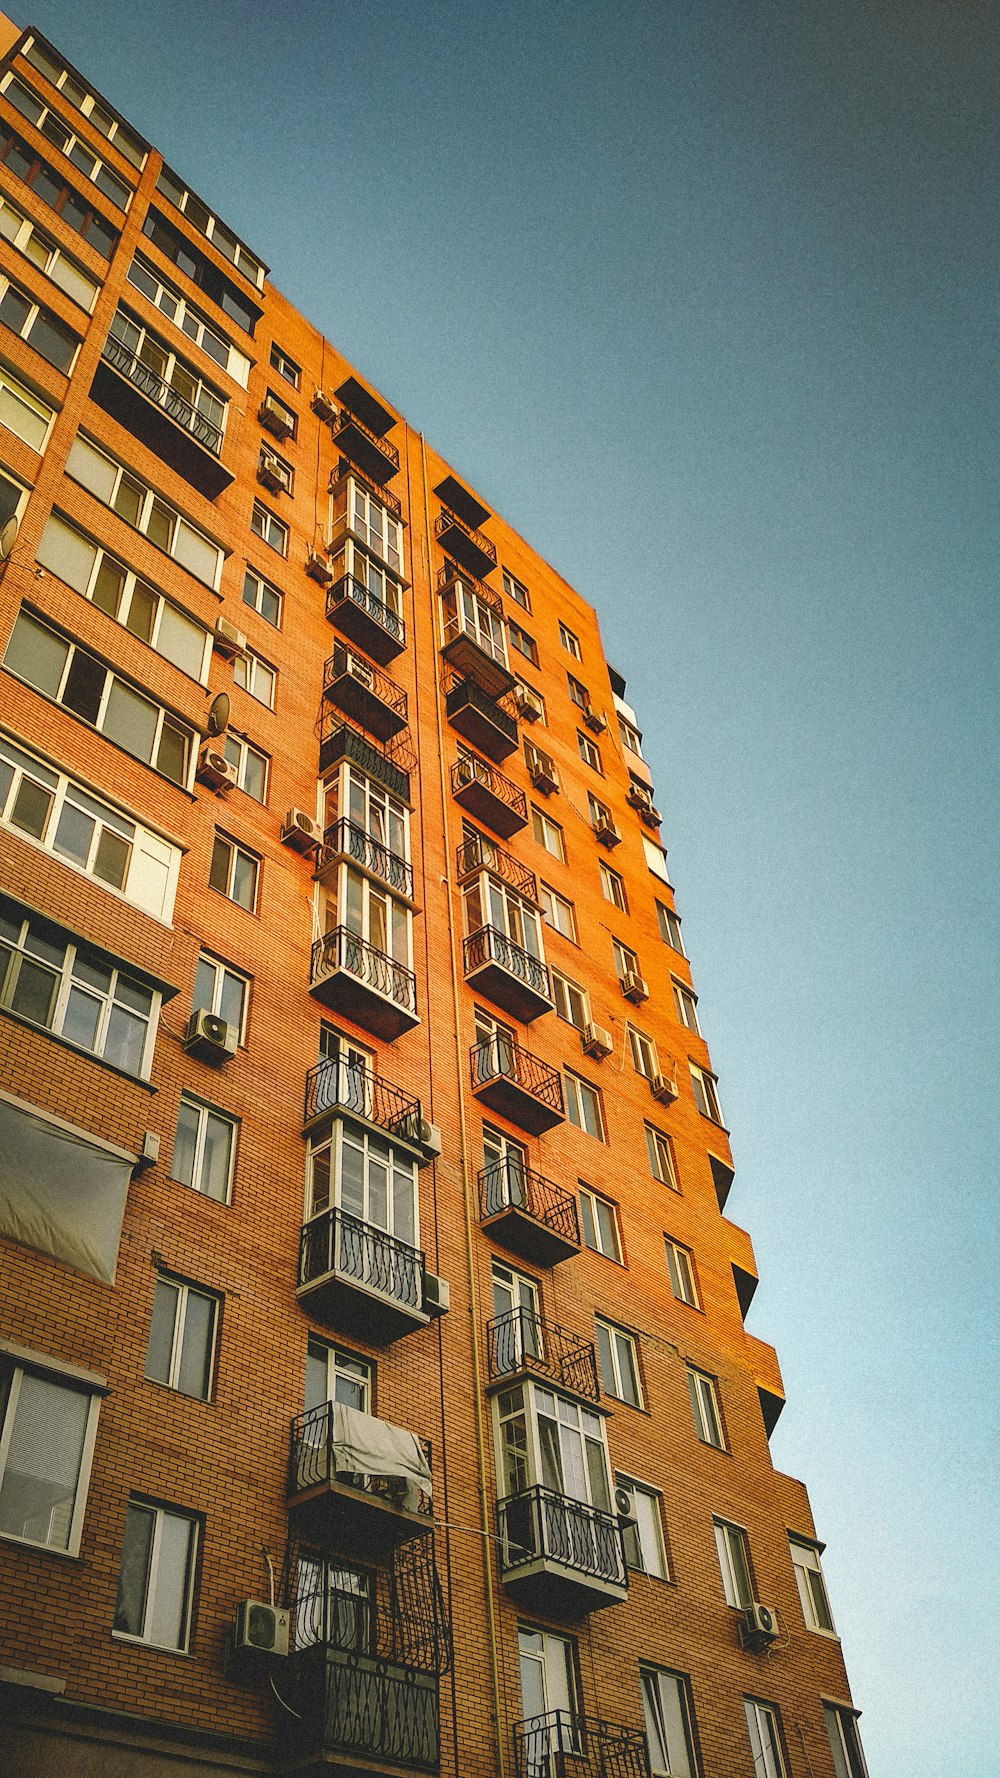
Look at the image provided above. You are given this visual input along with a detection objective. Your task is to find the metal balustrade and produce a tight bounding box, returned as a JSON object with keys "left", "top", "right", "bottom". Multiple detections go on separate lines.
{"left": 470, "top": 1036, "right": 563, "bottom": 1115}
{"left": 435, "top": 507, "right": 497, "bottom": 574}
{"left": 498, "top": 1486, "right": 628, "bottom": 1592}
{"left": 436, "top": 562, "right": 502, "bottom": 613}
{"left": 315, "top": 817, "right": 414, "bottom": 900}
{"left": 333, "top": 406, "right": 401, "bottom": 476}
{"left": 487, "top": 1308, "right": 599, "bottom": 1400}
{"left": 464, "top": 925, "right": 550, "bottom": 997}
{"left": 451, "top": 756, "right": 527, "bottom": 838}
{"left": 330, "top": 457, "right": 404, "bottom": 520}
{"left": 323, "top": 646, "right": 408, "bottom": 739}
{"left": 479, "top": 1157, "right": 579, "bottom": 1249}
{"left": 456, "top": 834, "right": 538, "bottom": 902}
{"left": 299, "top": 1206, "right": 425, "bottom": 1312}
{"left": 100, "top": 332, "right": 222, "bottom": 453}
{"left": 326, "top": 574, "right": 406, "bottom": 648}
{"left": 513, "top": 1712, "right": 649, "bottom": 1778}
{"left": 290, "top": 1402, "right": 433, "bottom": 1517}
{"left": 303, "top": 1055, "right": 420, "bottom": 1134}
{"left": 311, "top": 927, "right": 417, "bottom": 1015}
{"left": 317, "top": 717, "right": 413, "bottom": 802}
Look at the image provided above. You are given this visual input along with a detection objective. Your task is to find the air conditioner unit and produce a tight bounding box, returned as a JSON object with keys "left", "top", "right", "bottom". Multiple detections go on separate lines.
{"left": 184, "top": 1008, "right": 238, "bottom": 1061}
{"left": 650, "top": 1072, "right": 678, "bottom": 1105}
{"left": 583, "top": 705, "right": 607, "bottom": 734}
{"left": 620, "top": 971, "right": 649, "bottom": 1004}
{"left": 258, "top": 396, "right": 293, "bottom": 439}
{"left": 528, "top": 750, "right": 559, "bottom": 795}
{"left": 305, "top": 549, "right": 333, "bottom": 585}
{"left": 515, "top": 686, "right": 543, "bottom": 722}
{"left": 582, "top": 1023, "right": 614, "bottom": 1060}
{"left": 743, "top": 1602, "right": 779, "bottom": 1644}
{"left": 345, "top": 655, "right": 374, "bottom": 687}
{"left": 613, "top": 1484, "right": 636, "bottom": 1521}
{"left": 627, "top": 782, "right": 652, "bottom": 811}
{"left": 281, "top": 808, "right": 322, "bottom": 853}
{"left": 640, "top": 803, "right": 662, "bottom": 828}
{"left": 419, "top": 1120, "right": 442, "bottom": 1159}
{"left": 213, "top": 617, "right": 247, "bottom": 658}
{"left": 312, "top": 388, "right": 336, "bottom": 422}
{"left": 196, "top": 745, "right": 238, "bottom": 792}
{"left": 233, "top": 1599, "right": 289, "bottom": 1657}
{"left": 593, "top": 815, "right": 621, "bottom": 848}
{"left": 258, "top": 455, "right": 287, "bottom": 493}
{"left": 424, "top": 1272, "right": 450, "bottom": 1317}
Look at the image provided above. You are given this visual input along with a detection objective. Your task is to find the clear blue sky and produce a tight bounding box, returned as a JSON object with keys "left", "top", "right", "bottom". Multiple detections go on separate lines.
{"left": 20, "top": 2, "right": 999, "bottom": 1769}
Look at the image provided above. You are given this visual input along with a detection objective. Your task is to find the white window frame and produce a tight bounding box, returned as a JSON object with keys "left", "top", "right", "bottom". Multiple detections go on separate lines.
{"left": 539, "top": 883, "right": 576, "bottom": 940}
{"left": 567, "top": 673, "right": 588, "bottom": 708}
{"left": 113, "top": 1500, "right": 198, "bottom": 1651}
{"left": 551, "top": 970, "right": 589, "bottom": 1031}
{"left": 495, "top": 1379, "right": 613, "bottom": 1513}
{"left": 154, "top": 166, "right": 265, "bottom": 288}
{"left": 305, "top": 1338, "right": 372, "bottom": 1412}
{"left": 22, "top": 37, "right": 147, "bottom": 167}
{"left": 345, "top": 477, "right": 404, "bottom": 577}
{"left": 613, "top": 937, "right": 640, "bottom": 982}
{"left": 645, "top": 1123, "right": 678, "bottom": 1188}
{"left": 643, "top": 834, "right": 671, "bottom": 882}
{"left": 0, "top": 190, "right": 100, "bottom": 311}
{"left": 251, "top": 499, "right": 288, "bottom": 557}
{"left": 258, "top": 442, "right": 293, "bottom": 494}
{"left": 507, "top": 618, "right": 538, "bottom": 665}
{"left": 577, "top": 730, "right": 602, "bottom": 772}
{"left": 0, "top": 901, "right": 159, "bottom": 1077}
{"left": 65, "top": 436, "right": 224, "bottom": 588}
{"left": 330, "top": 533, "right": 405, "bottom": 624}
{"left": 531, "top": 806, "right": 565, "bottom": 861}
{"left": 0, "top": 362, "right": 55, "bottom": 451}
{"left": 599, "top": 861, "right": 627, "bottom": 911}
{"left": 0, "top": 268, "right": 79, "bottom": 371}
{"left": 640, "top": 1666, "right": 695, "bottom": 1777}
{"left": 0, "top": 1358, "right": 101, "bottom": 1555}
{"left": 743, "top": 1700, "right": 787, "bottom": 1778}
{"left": 501, "top": 567, "right": 531, "bottom": 610}
{"left": 620, "top": 1482, "right": 668, "bottom": 1581}
{"left": 306, "top": 1120, "right": 419, "bottom": 1247}
{"left": 823, "top": 1704, "right": 869, "bottom": 1778}
{"left": 564, "top": 1070, "right": 604, "bottom": 1140}
{"left": 714, "top": 1518, "right": 754, "bottom": 1608}
{"left": 790, "top": 1537, "right": 837, "bottom": 1635}
{"left": 689, "top": 1063, "right": 723, "bottom": 1125}
{"left": 270, "top": 342, "right": 300, "bottom": 388}
{"left": 0, "top": 73, "right": 133, "bottom": 208}
{"left": 673, "top": 981, "right": 700, "bottom": 1034}
{"left": 171, "top": 1094, "right": 237, "bottom": 1204}
{"left": 242, "top": 565, "right": 282, "bottom": 628}
{"left": 618, "top": 716, "right": 643, "bottom": 757}
{"left": 439, "top": 575, "right": 508, "bottom": 673}
{"left": 209, "top": 832, "right": 259, "bottom": 912}
{"left": 463, "top": 872, "right": 544, "bottom": 960}
{"left": 688, "top": 1368, "right": 726, "bottom": 1450}
{"left": 656, "top": 901, "right": 684, "bottom": 953}
{"left": 326, "top": 763, "right": 411, "bottom": 865}
{"left": 665, "top": 1238, "right": 699, "bottom": 1307}
{"left": 323, "top": 862, "right": 413, "bottom": 974}
{"left": 193, "top": 951, "right": 248, "bottom": 1042}
{"left": 222, "top": 730, "right": 268, "bottom": 803}
{"left": 595, "top": 1318, "right": 642, "bottom": 1407}
{"left": 628, "top": 1025, "right": 658, "bottom": 1080}
{"left": 145, "top": 1275, "right": 219, "bottom": 1399}
{"left": 559, "top": 621, "right": 581, "bottom": 660}
{"left": 579, "top": 1185, "right": 620, "bottom": 1261}
{"left": 126, "top": 253, "right": 250, "bottom": 385}
{"left": 233, "top": 646, "right": 276, "bottom": 709}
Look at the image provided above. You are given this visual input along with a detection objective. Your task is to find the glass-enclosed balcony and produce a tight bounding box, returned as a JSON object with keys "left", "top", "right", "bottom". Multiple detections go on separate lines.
{"left": 487, "top": 1309, "right": 598, "bottom": 1400}
{"left": 463, "top": 925, "right": 553, "bottom": 1024}
{"left": 314, "top": 816, "right": 415, "bottom": 903}
{"left": 310, "top": 927, "right": 418, "bottom": 1040}
{"left": 323, "top": 646, "right": 408, "bottom": 743}
{"left": 480, "top": 1156, "right": 580, "bottom": 1267}
{"left": 288, "top": 1401, "right": 432, "bottom": 1551}
{"left": 513, "top": 1714, "right": 649, "bottom": 1778}
{"left": 451, "top": 755, "right": 527, "bottom": 839}
{"left": 445, "top": 676, "right": 519, "bottom": 762}
{"left": 470, "top": 1036, "right": 564, "bottom": 1135}
{"left": 497, "top": 1485, "right": 628, "bottom": 1614}
{"left": 438, "top": 567, "right": 513, "bottom": 701}
{"left": 298, "top": 1206, "right": 430, "bottom": 1342}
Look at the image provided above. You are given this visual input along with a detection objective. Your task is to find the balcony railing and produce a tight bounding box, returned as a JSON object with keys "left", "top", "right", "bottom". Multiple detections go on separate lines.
{"left": 513, "top": 1713, "right": 650, "bottom": 1778}
{"left": 451, "top": 755, "right": 527, "bottom": 839}
{"left": 445, "top": 675, "right": 519, "bottom": 760}
{"left": 315, "top": 816, "right": 414, "bottom": 900}
{"left": 456, "top": 834, "right": 538, "bottom": 902}
{"left": 289, "top": 1402, "right": 433, "bottom": 1550}
{"left": 435, "top": 508, "right": 497, "bottom": 577}
{"left": 470, "top": 1036, "right": 564, "bottom": 1134}
{"left": 332, "top": 407, "right": 401, "bottom": 484}
{"left": 304, "top": 1055, "right": 420, "bottom": 1136}
{"left": 463, "top": 925, "right": 553, "bottom": 1023}
{"left": 487, "top": 1309, "right": 599, "bottom": 1400}
{"left": 283, "top": 1646, "right": 440, "bottom": 1774}
{"left": 299, "top": 1206, "right": 425, "bottom": 1319}
{"left": 101, "top": 332, "right": 222, "bottom": 454}
{"left": 323, "top": 647, "right": 408, "bottom": 741}
{"left": 310, "top": 927, "right": 419, "bottom": 1040}
{"left": 479, "top": 1157, "right": 580, "bottom": 1266}
{"left": 326, "top": 574, "right": 406, "bottom": 661}
{"left": 436, "top": 562, "right": 502, "bottom": 614}
{"left": 497, "top": 1486, "right": 628, "bottom": 1604}
{"left": 318, "top": 716, "right": 412, "bottom": 804}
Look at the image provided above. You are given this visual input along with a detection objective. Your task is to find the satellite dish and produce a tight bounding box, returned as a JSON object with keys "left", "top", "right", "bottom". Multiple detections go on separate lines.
{"left": 0, "top": 515, "right": 19, "bottom": 560}
{"left": 205, "top": 692, "right": 230, "bottom": 737}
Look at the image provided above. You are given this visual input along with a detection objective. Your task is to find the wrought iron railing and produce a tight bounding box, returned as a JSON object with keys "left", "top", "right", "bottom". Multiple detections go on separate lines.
{"left": 290, "top": 1403, "right": 433, "bottom": 1516}
{"left": 470, "top": 1037, "right": 563, "bottom": 1114}
{"left": 317, "top": 716, "right": 415, "bottom": 800}
{"left": 311, "top": 927, "right": 417, "bottom": 1015}
{"left": 324, "top": 648, "right": 408, "bottom": 724}
{"left": 487, "top": 1309, "right": 598, "bottom": 1399}
{"left": 315, "top": 817, "right": 414, "bottom": 899}
{"left": 330, "top": 457, "right": 404, "bottom": 520}
{"left": 303, "top": 1055, "right": 420, "bottom": 1134}
{"left": 299, "top": 1206, "right": 425, "bottom": 1312}
{"left": 446, "top": 674, "right": 519, "bottom": 734}
{"left": 333, "top": 407, "right": 401, "bottom": 472}
{"left": 451, "top": 756, "right": 527, "bottom": 820}
{"left": 326, "top": 574, "right": 406, "bottom": 648}
{"left": 284, "top": 1645, "right": 440, "bottom": 1772}
{"left": 498, "top": 1487, "right": 627, "bottom": 1592}
{"left": 479, "top": 1157, "right": 579, "bottom": 1247}
{"left": 513, "top": 1712, "right": 649, "bottom": 1778}
{"left": 464, "top": 926, "right": 551, "bottom": 999}
{"left": 440, "top": 612, "right": 508, "bottom": 672}
{"left": 101, "top": 332, "right": 223, "bottom": 454}
{"left": 435, "top": 508, "right": 497, "bottom": 569}
{"left": 283, "top": 1526, "right": 451, "bottom": 1675}
{"left": 456, "top": 834, "right": 537, "bottom": 901}
{"left": 436, "top": 561, "right": 503, "bottom": 614}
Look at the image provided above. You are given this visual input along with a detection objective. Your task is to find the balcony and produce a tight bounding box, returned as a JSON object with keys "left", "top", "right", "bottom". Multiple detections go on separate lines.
{"left": 332, "top": 408, "right": 400, "bottom": 486}
{"left": 289, "top": 1400, "right": 432, "bottom": 1550}
{"left": 298, "top": 1206, "right": 429, "bottom": 1342}
{"left": 303, "top": 1056, "right": 422, "bottom": 1147}
{"left": 451, "top": 756, "right": 527, "bottom": 839}
{"left": 470, "top": 1037, "right": 564, "bottom": 1135}
{"left": 319, "top": 717, "right": 411, "bottom": 804}
{"left": 326, "top": 573, "right": 406, "bottom": 665}
{"left": 91, "top": 334, "right": 232, "bottom": 498}
{"left": 479, "top": 1156, "right": 580, "bottom": 1267}
{"left": 513, "top": 1714, "right": 649, "bottom": 1778}
{"left": 315, "top": 817, "right": 415, "bottom": 903}
{"left": 497, "top": 1486, "right": 628, "bottom": 1614}
{"left": 456, "top": 835, "right": 537, "bottom": 903}
{"left": 330, "top": 458, "right": 405, "bottom": 525}
{"left": 445, "top": 676, "right": 519, "bottom": 761}
{"left": 324, "top": 647, "right": 408, "bottom": 743}
{"left": 463, "top": 925, "right": 553, "bottom": 1024}
{"left": 487, "top": 1310, "right": 598, "bottom": 1401}
{"left": 310, "top": 927, "right": 418, "bottom": 1041}
{"left": 435, "top": 508, "right": 497, "bottom": 579}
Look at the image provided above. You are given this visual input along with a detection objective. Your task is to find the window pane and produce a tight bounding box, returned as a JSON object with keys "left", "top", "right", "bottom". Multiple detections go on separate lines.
{"left": 171, "top": 1099, "right": 199, "bottom": 1188}
{"left": 102, "top": 680, "right": 157, "bottom": 762}
{"left": 145, "top": 1279, "right": 179, "bottom": 1385}
{"left": 37, "top": 514, "right": 98, "bottom": 592}
{"left": 200, "top": 1111, "right": 233, "bottom": 1201}
{"left": 104, "top": 1002, "right": 147, "bottom": 1073}
{"left": 156, "top": 721, "right": 188, "bottom": 784}
{"left": 173, "top": 520, "right": 218, "bottom": 586}
{"left": 209, "top": 838, "right": 230, "bottom": 894}
{"left": 53, "top": 800, "right": 94, "bottom": 866}
{"left": 93, "top": 827, "right": 130, "bottom": 888}
{"left": 114, "top": 1502, "right": 154, "bottom": 1634}
{"left": 0, "top": 1373, "right": 88, "bottom": 1548}
{"left": 10, "top": 955, "right": 58, "bottom": 1025}
{"left": 156, "top": 601, "right": 205, "bottom": 678}
{"left": 62, "top": 984, "right": 103, "bottom": 1051}
{"left": 4, "top": 612, "right": 68, "bottom": 696}
{"left": 177, "top": 1292, "right": 214, "bottom": 1398}
{"left": 231, "top": 850, "right": 256, "bottom": 910}
{"left": 11, "top": 776, "right": 53, "bottom": 838}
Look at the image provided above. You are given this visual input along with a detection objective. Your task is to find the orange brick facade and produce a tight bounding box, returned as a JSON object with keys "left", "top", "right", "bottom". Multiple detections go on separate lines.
{"left": 0, "top": 17, "right": 866, "bottom": 1778}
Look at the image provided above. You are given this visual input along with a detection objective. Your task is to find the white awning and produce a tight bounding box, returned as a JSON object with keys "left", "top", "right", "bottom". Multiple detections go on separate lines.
{"left": 330, "top": 1401, "right": 431, "bottom": 1512}
{"left": 0, "top": 1095, "right": 133, "bottom": 1284}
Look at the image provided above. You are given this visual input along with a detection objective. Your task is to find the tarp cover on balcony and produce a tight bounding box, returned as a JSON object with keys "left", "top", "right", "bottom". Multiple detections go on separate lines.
{"left": 0, "top": 1091, "right": 134, "bottom": 1284}
{"left": 324, "top": 1402, "right": 432, "bottom": 1512}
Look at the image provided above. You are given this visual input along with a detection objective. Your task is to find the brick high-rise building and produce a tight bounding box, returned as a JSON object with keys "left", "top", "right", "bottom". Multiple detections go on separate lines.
{"left": 0, "top": 16, "right": 868, "bottom": 1778}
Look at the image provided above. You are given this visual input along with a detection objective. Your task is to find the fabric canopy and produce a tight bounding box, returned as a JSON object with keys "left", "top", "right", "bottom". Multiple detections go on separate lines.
{"left": 330, "top": 1401, "right": 432, "bottom": 1512}
{"left": 0, "top": 1096, "right": 133, "bottom": 1284}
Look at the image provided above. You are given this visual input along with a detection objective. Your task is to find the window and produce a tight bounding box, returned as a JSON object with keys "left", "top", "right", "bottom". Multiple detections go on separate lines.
{"left": 344, "top": 478, "right": 404, "bottom": 577}
{"left": 250, "top": 499, "right": 287, "bottom": 556}
{"left": 320, "top": 861, "right": 413, "bottom": 978}
{"left": 501, "top": 568, "right": 531, "bottom": 610}
{"left": 114, "top": 1500, "right": 198, "bottom": 1651}
{"left": 66, "top": 436, "right": 224, "bottom": 588}
{"left": 0, "top": 190, "right": 99, "bottom": 309}
{"left": 0, "top": 897, "right": 158, "bottom": 1075}
{"left": 481, "top": 1124, "right": 530, "bottom": 1219}
{"left": 0, "top": 1358, "right": 100, "bottom": 1553}
{"left": 628, "top": 1026, "right": 658, "bottom": 1080}
{"left": 643, "top": 834, "right": 670, "bottom": 881}
{"left": 618, "top": 715, "right": 643, "bottom": 757}
{"left": 551, "top": 971, "right": 589, "bottom": 1031}
{"left": 0, "top": 733, "right": 180, "bottom": 921}
{"left": 539, "top": 883, "right": 576, "bottom": 939}
{"left": 518, "top": 1625, "right": 577, "bottom": 1748}
{"left": 492, "top": 1260, "right": 542, "bottom": 1370}
{"left": 209, "top": 833, "right": 259, "bottom": 911}
{"left": 640, "top": 1666, "right": 695, "bottom": 1776}
{"left": 306, "top": 1124, "right": 418, "bottom": 1252}
{"left": 141, "top": 205, "right": 262, "bottom": 332}
{"left": 22, "top": 37, "right": 146, "bottom": 167}
{"left": 0, "top": 120, "right": 118, "bottom": 257}
{"left": 665, "top": 1239, "right": 699, "bottom": 1307}
{"left": 595, "top": 1319, "right": 641, "bottom": 1406}
{"left": 743, "top": 1701, "right": 787, "bottom": 1778}
{"left": 673, "top": 982, "right": 699, "bottom": 1033}
{"left": 589, "top": 791, "right": 616, "bottom": 834}
{"left": 107, "top": 308, "right": 227, "bottom": 455}
{"left": 261, "top": 388, "right": 297, "bottom": 437}
{"left": 305, "top": 1339, "right": 371, "bottom": 1413}
{"left": 170, "top": 1096, "right": 236, "bottom": 1204}
{"left": 579, "top": 1186, "right": 620, "bottom": 1261}
{"left": 688, "top": 1368, "right": 726, "bottom": 1450}
{"left": 36, "top": 514, "right": 211, "bottom": 682}
{"left": 559, "top": 621, "right": 581, "bottom": 659}
{"left": 645, "top": 1124, "right": 678, "bottom": 1188}
{"left": 514, "top": 676, "right": 545, "bottom": 723}
{"left": 600, "top": 861, "right": 627, "bottom": 911}
{"left": 242, "top": 566, "right": 282, "bottom": 628}
{"left": 0, "top": 74, "right": 133, "bottom": 208}
{"left": 463, "top": 871, "right": 545, "bottom": 965}
{"left": 824, "top": 1705, "right": 869, "bottom": 1778}
{"left": 0, "top": 360, "right": 55, "bottom": 450}
{"left": 222, "top": 731, "right": 268, "bottom": 802}
{"left": 531, "top": 806, "right": 565, "bottom": 861}
{"left": 564, "top": 1071, "right": 604, "bottom": 1139}
{"left": 789, "top": 1537, "right": 837, "bottom": 1634}
{"left": 193, "top": 952, "right": 248, "bottom": 1040}
{"left": 293, "top": 1552, "right": 371, "bottom": 1651}
{"left": 621, "top": 1485, "right": 668, "bottom": 1580}
{"left": 154, "top": 167, "right": 265, "bottom": 290}
{"left": 714, "top": 1518, "right": 754, "bottom": 1608}
{"left": 613, "top": 937, "right": 640, "bottom": 983}
{"left": 325, "top": 765, "right": 411, "bottom": 873}
{"left": 331, "top": 534, "right": 405, "bottom": 631}
{"left": 0, "top": 271, "right": 79, "bottom": 370}
{"left": 508, "top": 619, "right": 538, "bottom": 666}
{"left": 126, "top": 255, "right": 251, "bottom": 385}
{"left": 270, "top": 342, "right": 300, "bottom": 388}
{"left": 656, "top": 901, "right": 684, "bottom": 953}
{"left": 497, "top": 1381, "right": 612, "bottom": 1516}
{"left": 578, "top": 731, "right": 602, "bottom": 772}
{"left": 689, "top": 1064, "right": 723, "bottom": 1125}
{"left": 233, "top": 647, "right": 276, "bottom": 708}
{"left": 440, "top": 576, "right": 509, "bottom": 673}
{"left": 258, "top": 444, "right": 293, "bottom": 494}
{"left": 567, "top": 673, "right": 588, "bottom": 708}
{"left": 145, "top": 1276, "right": 218, "bottom": 1399}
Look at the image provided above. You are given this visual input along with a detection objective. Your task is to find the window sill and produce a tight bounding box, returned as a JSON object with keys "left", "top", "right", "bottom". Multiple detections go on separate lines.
{"left": 0, "top": 1530, "right": 83, "bottom": 1560}
{"left": 0, "top": 1004, "right": 157, "bottom": 1091}
{"left": 112, "top": 1633, "right": 194, "bottom": 1658}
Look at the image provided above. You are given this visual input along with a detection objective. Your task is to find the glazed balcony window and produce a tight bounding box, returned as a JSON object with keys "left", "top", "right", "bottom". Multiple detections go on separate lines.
{"left": 463, "top": 872, "right": 551, "bottom": 1022}
{"left": 103, "top": 307, "right": 227, "bottom": 455}
{"left": 1, "top": 73, "right": 133, "bottom": 208}
{"left": 311, "top": 862, "right": 417, "bottom": 1039}
{"left": 317, "top": 765, "right": 412, "bottom": 901}
{"left": 333, "top": 475, "right": 404, "bottom": 579}
{"left": 326, "top": 534, "right": 405, "bottom": 662}
{"left": 439, "top": 571, "right": 512, "bottom": 699}
{"left": 0, "top": 121, "right": 118, "bottom": 258}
